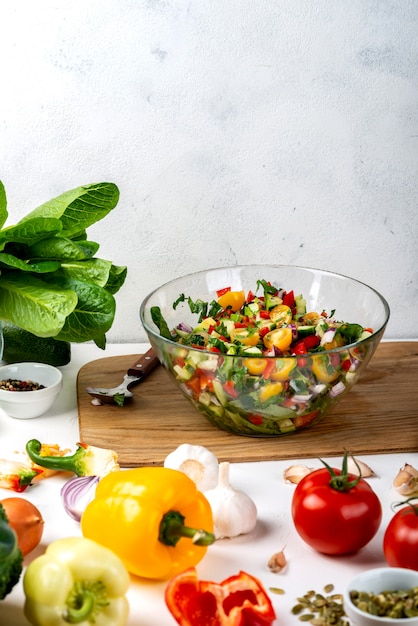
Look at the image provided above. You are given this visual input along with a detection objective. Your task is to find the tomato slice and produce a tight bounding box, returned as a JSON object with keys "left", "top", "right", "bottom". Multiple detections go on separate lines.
{"left": 165, "top": 567, "right": 276, "bottom": 626}
{"left": 218, "top": 290, "right": 246, "bottom": 313}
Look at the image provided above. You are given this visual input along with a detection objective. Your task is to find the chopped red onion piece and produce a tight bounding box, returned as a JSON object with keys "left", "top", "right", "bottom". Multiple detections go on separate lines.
{"left": 329, "top": 381, "right": 346, "bottom": 398}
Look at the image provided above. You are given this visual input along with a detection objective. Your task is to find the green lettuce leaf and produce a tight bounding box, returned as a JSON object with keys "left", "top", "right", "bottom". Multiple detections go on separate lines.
{"left": 53, "top": 278, "right": 116, "bottom": 343}
{"left": 60, "top": 258, "right": 112, "bottom": 287}
{"left": 0, "top": 182, "right": 7, "bottom": 229}
{"left": 0, "top": 274, "right": 77, "bottom": 337}
{"left": 0, "top": 253, "right": 61, "bottom": 273}
{"left": 20, "top": 182, "right": 120, "bottom": 238}
{"left": 0, "top": 218, "right": 63, "bottom": 252}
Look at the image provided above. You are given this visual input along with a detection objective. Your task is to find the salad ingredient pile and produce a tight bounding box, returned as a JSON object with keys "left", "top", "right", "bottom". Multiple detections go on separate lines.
{"left": 151, "top": 279, "right": 373, "bottom": 435}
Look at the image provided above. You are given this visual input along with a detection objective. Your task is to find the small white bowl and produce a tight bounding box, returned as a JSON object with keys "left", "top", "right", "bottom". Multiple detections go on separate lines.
{"left": 344, "top": 567, "right": 418, "bottom": 626}
{"left": 0, "top": 362, "right": 63, "bottom": 419}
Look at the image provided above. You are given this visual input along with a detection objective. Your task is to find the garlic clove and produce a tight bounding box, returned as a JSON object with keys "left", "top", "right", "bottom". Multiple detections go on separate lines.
{"left": 393, "top": 463, "right": 418, "bottom": 496}
{"left": 204, "top": 461, "right": 257, "bottom": 539}
{"left": 163, "top": 443, "right": 219, "bottom": 492}
{"left": 283, "top": 465, "right": 314, "bottom": 484}
{"left": 268, "top": 548, "right": 287, "bottom": 573}
{"left": 346, "top": 457, "right": 376, "bottom": 478}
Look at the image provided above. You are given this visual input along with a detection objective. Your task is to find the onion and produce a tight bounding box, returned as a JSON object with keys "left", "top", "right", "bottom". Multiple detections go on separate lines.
{"left": 329, "top": 381, "right": 346, "bottom": 398}
{"left": 60, "top": 475, "right": 100, "bottom": 521}
{"left": 289, "top": 324, "right": 298, "bottom": 340}
{"left": 292, "top": 394, "right": 313, "bottom": 403}
{"left": 177, "top": 322, "right": 193, "bottom": 333}
{"left": 320, "top": 329, "right": 336, "bottom": 345}
{"left": 310, "top": 384, "right": 327, "bottom": 396}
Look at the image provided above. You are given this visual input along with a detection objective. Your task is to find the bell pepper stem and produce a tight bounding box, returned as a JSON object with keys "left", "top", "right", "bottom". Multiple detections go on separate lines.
{"left": 65, "top": 580, "right": 109, "bottom": 624}
{"left": 26, "top": 439, "right": 89, "bottom": 476}
{"left": 159, "top": 510, "right": 215, "bottom": 547}
{"left": 66, "top": 591, "right": 95, "bottom": 624}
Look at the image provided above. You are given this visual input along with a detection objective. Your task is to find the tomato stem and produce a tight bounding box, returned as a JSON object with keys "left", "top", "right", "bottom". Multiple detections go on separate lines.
{"left": 320, "top": 453, "right": 362, "bottom": 492}
{"left": 392, "top": 497, "right": 418, "bottom": 516}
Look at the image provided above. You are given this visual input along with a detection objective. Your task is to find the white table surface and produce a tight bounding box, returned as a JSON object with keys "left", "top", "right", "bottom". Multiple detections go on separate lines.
{"left": 0, "top": 342, "right": 416, "bottom": 626}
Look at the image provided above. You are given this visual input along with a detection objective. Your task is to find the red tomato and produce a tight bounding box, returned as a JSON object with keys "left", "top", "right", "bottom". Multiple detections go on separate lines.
{"left": 291, "top": 465, "right": 382, "bottom": 555}
{"left": 383, "top": 499, "right": 418, "bottom": 570}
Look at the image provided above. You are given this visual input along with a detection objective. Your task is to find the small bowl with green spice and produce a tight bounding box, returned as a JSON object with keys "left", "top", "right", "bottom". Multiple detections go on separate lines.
{"left": 0, "top": 362, "right": 63, "bottom": 419}
{"left": 343, "top": 567, "right": 418, "bottom": 626}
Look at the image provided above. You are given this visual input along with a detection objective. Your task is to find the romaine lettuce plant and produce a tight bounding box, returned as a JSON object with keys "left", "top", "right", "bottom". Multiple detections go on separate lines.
{"left": 0, "top": 181, "right": 127, "bottom": 349}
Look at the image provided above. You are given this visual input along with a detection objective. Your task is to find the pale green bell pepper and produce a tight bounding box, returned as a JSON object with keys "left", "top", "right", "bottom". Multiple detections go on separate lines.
{"left": 23, "top": 537, "right": 130, "bottom": 626}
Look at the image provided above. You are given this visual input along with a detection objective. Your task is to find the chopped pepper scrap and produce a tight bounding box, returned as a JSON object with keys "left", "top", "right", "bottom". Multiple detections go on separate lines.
{"left": 0, "top": 444, "right": 73, "bottom": 493}
{"left": 25, "top": 439, "right": 120, "bottom": 477}
{"left": 23, "top": 536, "right": 130, "bottom": 626}
{"left": 165, "top": 567, "right": 276, "bottom": 625}
{"left": 0, "top": 459, "right": 42, "bottom": 492}
{"left": 81, "top": 467, "right": 214, "bottom": 580}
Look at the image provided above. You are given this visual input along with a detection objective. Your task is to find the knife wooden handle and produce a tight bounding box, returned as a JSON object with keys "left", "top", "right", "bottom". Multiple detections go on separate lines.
{"left": 127, "top": 348, "right": 160, "bottom": 378}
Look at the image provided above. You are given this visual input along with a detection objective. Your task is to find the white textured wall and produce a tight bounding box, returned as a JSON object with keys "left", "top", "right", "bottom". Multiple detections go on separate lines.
{"left": 1, "top": 1, "right": 417, "bottom": 342}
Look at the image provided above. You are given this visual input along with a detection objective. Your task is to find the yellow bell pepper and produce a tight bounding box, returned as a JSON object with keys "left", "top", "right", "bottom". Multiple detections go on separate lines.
{"left": 217, "top": 290, "right": 245, "bottom": 312}
{"left": 81, "top": 467, "right": 214, "bottom": 581}
{"left": 23, "top": 537, "right": 130, "bottom": 626}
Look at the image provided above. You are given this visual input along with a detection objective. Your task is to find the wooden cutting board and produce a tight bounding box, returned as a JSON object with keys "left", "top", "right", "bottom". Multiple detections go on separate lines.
{"left": 77, "top": 342, "right": 418, "bottom": 466}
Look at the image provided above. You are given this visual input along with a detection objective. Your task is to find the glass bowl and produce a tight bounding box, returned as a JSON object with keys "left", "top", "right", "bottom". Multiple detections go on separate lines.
{"left": 140, "top": 265, "right": 390, "bottom": 437}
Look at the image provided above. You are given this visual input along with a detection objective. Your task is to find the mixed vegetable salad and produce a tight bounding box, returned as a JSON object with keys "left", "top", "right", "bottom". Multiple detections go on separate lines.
{"left": 151, "top": 280, "right": 374, "bottom": 435}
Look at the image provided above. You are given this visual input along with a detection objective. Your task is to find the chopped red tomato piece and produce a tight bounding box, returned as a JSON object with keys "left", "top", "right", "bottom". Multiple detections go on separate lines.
{"left": 223, "top": 380, "right": 239, "bottom": 399}
{"left": 165, "top": 567, "right": 276, "bottom": 626}
{"left": 282, "top": 290, "right": 295, "bottom": 308}
{"left": 261, "top": 359, "right": 276, "bottom": 380}
{"left": 293, "top": 409, "right": 320, "bottom": 429}
{"left": 217, "top": 286, "right": 231, "bottom": 297}
{"left": 248, "top": 414, "right": 263, "bottom": 425}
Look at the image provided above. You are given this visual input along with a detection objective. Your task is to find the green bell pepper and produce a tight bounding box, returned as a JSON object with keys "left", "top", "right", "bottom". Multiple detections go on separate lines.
{"left": 23, "top": 537, "right": 130, "bottom": 626}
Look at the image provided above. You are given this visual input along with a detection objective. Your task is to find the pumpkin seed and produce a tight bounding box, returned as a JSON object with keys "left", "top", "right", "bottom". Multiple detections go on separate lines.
{"left": 291, "top": 585, "right": 349, "bottom": 626}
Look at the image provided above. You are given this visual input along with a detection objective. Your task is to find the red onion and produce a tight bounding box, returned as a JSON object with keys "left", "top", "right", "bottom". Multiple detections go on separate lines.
{"left": 60, "top": 475, "right": 100, "bottom": 521}
{"left": 329, "top": 381, "right": 346, "bottom": 398}
{"left": 177, "top": 322, "right": 193, "bottom": 333}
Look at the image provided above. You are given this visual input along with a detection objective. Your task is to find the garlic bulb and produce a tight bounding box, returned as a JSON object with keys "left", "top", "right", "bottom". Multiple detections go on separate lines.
{"left": 204, "top": 461, "right": 257, "bottom": 539}
{"left": 163, "top": 443, "right": 219, "bottom": 491}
